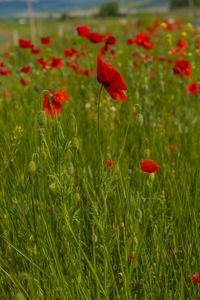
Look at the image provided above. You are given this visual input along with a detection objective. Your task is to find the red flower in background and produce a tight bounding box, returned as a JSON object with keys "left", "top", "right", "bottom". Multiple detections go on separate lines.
{"left": 37, "top": 57, "right": 49, "bottom": 69}
{"left": 104, "top": 159, "right": 115, "bottom": 167}
{"left": 43, "top": 89, "right": 69, "bottom": 117}
{"left": 87, "top": 32, "right": 103, "bottom": 43}
{"left": 30, "top": 45, "right": 41, "bottom": 54}
{"left": 132, "top": 32, "right": 153, "bottom": 50}
{"left": 186, "top": 82, "right": 200, "bottom": 94}
{"left": 20, "top": 78, "right": 29, "bottom": 85}
{"left": 2, "top": 91, "right": 10, "bottom": 98}
{"left": 177, "top": 39, "right": 187, "bottom": 49}
{"left": 50, "top": 56, "right": 63, "bottom": 68}
{"left": 105, "top": 35, "right": 116, "bottom": 46}
{"left": 97, "top": 56, "right": 127, "bottom": 101}
{"left": 20, "top": 66, "right": 31, "bottom": 73}
{"left": 40, "top": 37, "right": 51, "bottom": 45}
{"left": 173, "top": 59, "right": 191, "bottom": 77}
{"left": 76, "top": 24, "right": 90, "bottom": 37}
{"left": 189, "top": 274, "right": 200, "bottom": 283}
{"left": 0, "top": 61, "right": 5, "bottom": 67}
{"left": 64, "top": 48, "right": 77, "bottom": 57}
{"left": 139, "top": 159, "right": 161, "bottom": 173}
{"left": 0, "top": 68, "right": 10, "bottom": 76}
{"left": 18, "top": 39, "right": 32, "bottom": 48}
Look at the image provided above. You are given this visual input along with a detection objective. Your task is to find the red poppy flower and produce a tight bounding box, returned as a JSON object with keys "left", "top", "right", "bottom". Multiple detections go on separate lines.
{"left": 37, "top": 57, "right": 49, "bottom": 69}
{"left": 177, "top": 39, "right": 187, "bottom": 49}
{"left": 104, "top": 159, "right": 115, "bottom": 167}
{"left": 2, "top": 91, "right": 10, "bottom": 98}
{"left": 18, "top": 39, "right": 32, "bottom": 48}
{"left": 189, "top": 274, "right": 200, "bottom": 283}
{"left": 186, "top": 82, "right": 200, "bottom": 94}
{"left": 132, "top": 32, "right": 154, "bottom": 50}
{"left": 64, "top": 48, "right": 77, "bottom": 57}
{"left": 87, "top": 32, "right": 104, "bottom": 44}
{"left": 76, "top": 24, "right": 90, "bottom": 37}
{"left": 30, "top": 45, "right": 41, "bottom": 54}
{"left": 173, "top": 59, "right": 191, "bottom": 77}
{"left": 20, "top": 78, "right": 29, "bottom": 85}
{"left": 105, "top": 35, "right": 116, "bottom": 46}
{"left": 20, "top": 66, "right": 31, "bottom": 73}
{"left": 50, "top": 56, "right": 63, "bottom": 68}
{"left": 97, "top": 56, "right": 127, "bottom": 101}
{"left": 139, "top": 159, "right": 161, "bottom": 173}
{"left": 0, "top": 68, "right": 10, "bottom": 76}
{"left": 66, "top": 61, "right": 79, "bottom": 71}
{"left": 43, "top": 89, "right": 69, "bottom": 117}
{"left": 0, "top": 61, "right": 5, "bottom": 67}
{"left": 169, "top": 144, "right": 175, "bottom": 150}
{"left": 5, "top": 51, "right": 11, "bottom": 57}
{"left": 40, "top": 37, "right": 51, "bottom": 45}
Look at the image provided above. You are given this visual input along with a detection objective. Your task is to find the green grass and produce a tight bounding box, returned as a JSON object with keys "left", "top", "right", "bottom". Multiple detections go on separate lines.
{"left": 0, "top": 16, "right": 200, "bottom": 299}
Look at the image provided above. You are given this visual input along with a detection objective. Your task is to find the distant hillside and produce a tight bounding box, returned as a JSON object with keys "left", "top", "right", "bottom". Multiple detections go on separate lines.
{"left": 0, "top": 0, "right": 169, "bottom": 17}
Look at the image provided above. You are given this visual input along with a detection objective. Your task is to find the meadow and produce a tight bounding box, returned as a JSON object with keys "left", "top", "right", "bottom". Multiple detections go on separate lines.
{"left": 0, "top": 14, "right": 200, "bottom": 299}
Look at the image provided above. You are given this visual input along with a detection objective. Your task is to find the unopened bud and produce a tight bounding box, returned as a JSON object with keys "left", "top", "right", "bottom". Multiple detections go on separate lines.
{"left": 136, "top": 113, "right": 143, "bottom": 126}
{"left": 72, "top": 137, "right": 79, "bottom": 151}
{"left": 14, "top": 293, "right": 25, "bottom": 300}
{"left": 36, "top": 111, "right": 47, "bottom": 128}
{"left": 28, "top": 160, "right": 36, "bottom": 173}
{"left": 74, "top": 192, "right": 80, "bottom": 202}
{"left": 149, "top": 173, "right": 155, "bottom": 182}
{"left": 49, "top": 182, "right": 58, "bottom": 194}
{"left": 66, "top": 161, "right": 74, "bottom": 176}
{"left": 144, "top": 148, "right": 151, "bottom": 157}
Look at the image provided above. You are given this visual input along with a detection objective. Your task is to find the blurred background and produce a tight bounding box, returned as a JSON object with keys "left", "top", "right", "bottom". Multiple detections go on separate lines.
{"left": 0, "top": 0, "right": 199, "bottom": 48}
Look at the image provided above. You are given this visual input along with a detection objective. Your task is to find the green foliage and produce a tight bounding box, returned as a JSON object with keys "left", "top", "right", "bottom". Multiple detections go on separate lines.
{"left": 99, "top": 1, "right": 119, "bottom": 17}
{"left": 170, "top": 0, "right": 200, "bottom": 8}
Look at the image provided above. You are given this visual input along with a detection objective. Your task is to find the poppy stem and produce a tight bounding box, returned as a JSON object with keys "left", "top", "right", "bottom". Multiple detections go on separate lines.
{"left": 97, "top": 85, "right": 103, "bottom": 138}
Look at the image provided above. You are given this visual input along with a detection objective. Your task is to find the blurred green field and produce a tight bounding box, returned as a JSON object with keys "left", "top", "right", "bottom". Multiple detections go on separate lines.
{"left": 0, "top": 15, "right": 200, "bottom": 299}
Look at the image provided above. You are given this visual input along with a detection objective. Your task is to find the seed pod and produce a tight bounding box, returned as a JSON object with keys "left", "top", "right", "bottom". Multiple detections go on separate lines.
{"left": 28, "top": 161, "right": 36, "bottom": 173}
{"left": 144, "top": 148, "right": 151, "bottom": 158}
{"left": 49, "top": 182, "right": 58, "bottom": 194}
{"left": 149, "top": 173, "right": 155, "bottom": 183}
{"left": 66, "top": 161, "right": 74, "bottom": 176}
{"left": 136, "top": 113, "right": 143, "bottom": 127}
{"left": 14, "top": 293, "right": 25, "bottom": 300}
{"left": 36, "top": 111, "right": 47, "bottom": 128}
{"left": 74, "top": 192, "right": 80, "bottom": 203}
{"left": 72, "top": 137, "right": 79, "bottom": 151}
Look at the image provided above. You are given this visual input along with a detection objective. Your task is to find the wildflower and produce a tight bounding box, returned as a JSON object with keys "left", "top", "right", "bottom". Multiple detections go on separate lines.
{"left": 173, "top": 59, "right": 191, "bottom": 77}
{"left": 132, "top": 32, "right": 154, "bottom": 50}
{"left": 189, "top": 274, "right": 200, "bottom": 283}
{"left": 43, "top": 89, "right": 69, "bottom": 117}
{"left": 20, "top": 66, "right": 31, "bottom": 73}
{"left": 18, "top": 39, "right": 32, "bottom": 48}
{"left": 20, "top": 78, "right": 29, "bottom": 85}
{"left": 50, "top": 56, "right": 63, "bottom": 68}
{"left": 87, "top": 32, "right": 103, "bottom": 43}
{"left": 139, "top": 159, "right": 161, "bottom": 173}
{"left": 0, "top": 68, "right": 10, "bottom": 76}
{"left": 64, "top": 48, "right": 77, "bottom": 57}
{"left": 186, "top": 82, "right": 200, "bottom": 94}
{"left": 2, "top": 91, "right": 10, "bottom": 98}
{"left": 97, "top": 56, "right": 127, "bottom": 101}
{"left": 104, "top": 159, "right": 115, "bottom": 167}
{"left": 76, "top": 24, "right": 91, "bottom": 37}
{"left": 40, "top": 37, "right": 51, "bottom": 45}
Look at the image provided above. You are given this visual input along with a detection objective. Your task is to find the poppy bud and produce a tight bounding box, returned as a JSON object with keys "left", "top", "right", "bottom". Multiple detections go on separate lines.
{"left": 149, "top": 173, "right": 155, "bottom": 183}
{"left": 14, "top": 294, "right": 25, "bottom": 300}
{"left": 74, "top": 192, "right": 80, "bottom": 203}
{"left": 36, "top": 111, "right": 47, "bottom": 128}
{"left": 72, "top": 137, "right": 79, "bottom": 151}
{"left": 136, "top": 113, "right": 143, "bottom": 126}
{"left": 40, "top": 150, "right": 47, "bottom": 160}
{"left": 28, "top": 160, "right": 36, "bottom": 173}
{"left": 144, "top": 148, "right": 151, "bottom": 157}
{"left": 49, "top": 182, "right": 58, "bottom": 194}
{"left": 66, "top": 161, "right": 74, "bottom": 176}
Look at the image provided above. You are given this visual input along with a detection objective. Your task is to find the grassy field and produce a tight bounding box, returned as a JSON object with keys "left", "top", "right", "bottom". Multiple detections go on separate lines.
{"left": 0, "top": 15, "right": 200, "bottom": 299}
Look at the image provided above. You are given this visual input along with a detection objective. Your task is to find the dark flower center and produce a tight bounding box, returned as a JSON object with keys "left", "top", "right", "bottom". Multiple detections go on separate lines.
{"left": 97, "top": 76, "right": 110, "bottom": 87}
